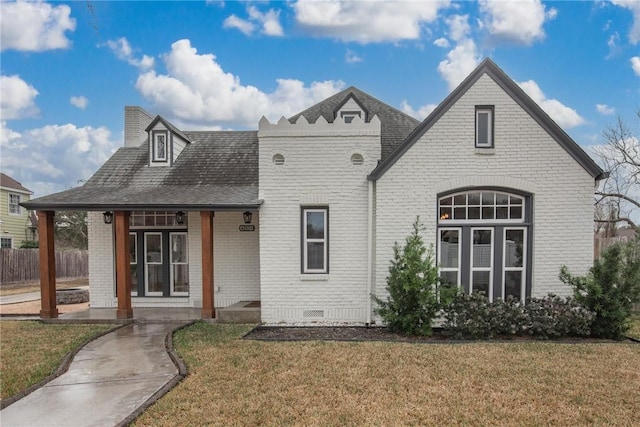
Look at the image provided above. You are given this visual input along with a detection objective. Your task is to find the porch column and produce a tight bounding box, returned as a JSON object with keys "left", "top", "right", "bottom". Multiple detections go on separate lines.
{"left": 201, "top": 211, "right": 215, "bottom": 318}
{"left": 114, "top": 211, "right": 133, "bottom": 319}
{"left": 37, "top": 211, "right": 58, "bottom": 319}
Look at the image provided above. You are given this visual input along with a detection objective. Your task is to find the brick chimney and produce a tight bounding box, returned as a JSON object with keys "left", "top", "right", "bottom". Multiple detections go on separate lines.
{"left": 124, "top": 106, "right": 154, "bottom": 147}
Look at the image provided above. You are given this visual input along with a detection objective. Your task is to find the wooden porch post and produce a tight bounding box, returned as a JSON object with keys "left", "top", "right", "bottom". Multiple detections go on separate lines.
{"left": 201, "top": 211, "right": 215, "bottom": 318}
{"left": 38, "top": 211, "right": 58, "bottom": 319}
{"left": 114, "top": 211, "right": 133, "bottom": 319}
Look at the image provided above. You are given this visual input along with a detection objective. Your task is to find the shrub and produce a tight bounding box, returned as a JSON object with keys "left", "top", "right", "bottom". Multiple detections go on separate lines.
{"left": 560, "top": 238, "right": 640, "bottom": 339}
{"left": 373, "top": 217, "right": 440, "bottom": 336}
{"left": 19, "top": 240, "right": 38, "bottom": 249}
{"left": 442, "top": 292, "right": 593, "bottom": 339}
{"left": 525, "top": 295, "right": 593, "bottom": 339}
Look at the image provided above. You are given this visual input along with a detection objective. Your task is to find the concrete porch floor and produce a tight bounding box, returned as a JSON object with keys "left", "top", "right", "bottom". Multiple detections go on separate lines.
{"left": 54, "top": 302, "right": 260, "bottom": 324}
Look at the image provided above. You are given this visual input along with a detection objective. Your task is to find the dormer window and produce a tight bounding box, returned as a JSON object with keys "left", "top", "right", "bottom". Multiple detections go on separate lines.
{"left": 153, "top": 132, "right": 169, "bottom": 162}
{"left": 341, "top": 111, "right": 362, "bottom": 124}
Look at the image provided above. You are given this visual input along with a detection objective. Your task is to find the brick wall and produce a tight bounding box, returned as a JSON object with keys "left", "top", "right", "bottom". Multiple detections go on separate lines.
{"left": 374, "top": 73, "right": 595, "bottom": 315}
{"left": 258, "top": 115, "right": 381, "bottom": 323}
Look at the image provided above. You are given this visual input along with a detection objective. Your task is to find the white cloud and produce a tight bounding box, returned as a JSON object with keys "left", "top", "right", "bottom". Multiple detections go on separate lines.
{"left": 345, "top": 49, "right": 362, "bottom": 64}
{"left": 70, "top": 96, "right": 89, "bottom": 110}
{"left": 0, "top": 75, "right": 39, "bottom": 120}
{"left": 518, "top": 80, "right": 585, "bottom": 129}
{"left": 0, "top": 121, "right": 118, "bottom": 197}
{"left": 596, "top": 104, "right": 615, "bottom": 115}
{"left": 437, "top": 39, "right": 481, "bottom": 90}
{"left": 631, "top": 56, "right": 640, "bottom": 76}
{"left": 105, "top": 37, "right": 155, "bottom": 70}
{"left": 223, "top": 15, "right": 256, "bottom": 35}
{"left": 446, "top": 14, "right": 470, "bottom": 42}
{"left": 224, "top": 7, "right": 283, "bottom": 36}
{"left": 479, "top": 0, "right": 556, "bottom": 45}
{"left": 610, "top": 0, "right": 640, "bottom": 44}
{"left": 248, "top": 7, "right": 284, "bottom": 36}
{"left": 135, "top": 39, "right": 345, "bottom": 128}
{"left": 293, "top": 0, "right": 451, "bottom": 43}
{"left": 400, "top": 100, "right": 437, "bottom": 120}
{"left": 0, "top": 1, "right": 76, "bottom": 52}
{"left": 606, "top": 32, "right": 621, "bottom": 59}
{"left": 433, "top": 37, "right": 450, "bottom": 48}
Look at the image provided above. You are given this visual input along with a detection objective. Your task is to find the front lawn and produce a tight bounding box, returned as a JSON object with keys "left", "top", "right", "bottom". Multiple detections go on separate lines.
{"left": 0, "top": 321, "right": 114, "bottom": 399}
{"left": 135, "top": 323, "right": 640, "bottom": 426}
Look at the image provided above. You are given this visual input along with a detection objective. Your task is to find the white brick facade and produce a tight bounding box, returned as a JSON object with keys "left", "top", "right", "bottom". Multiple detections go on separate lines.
{"left": 258, "top": 115, "right": 381, "bottom": 323}
{"left": 84, "top": 62, "right": 600, "bottom": 324}
{"left": 374, "top": 74, "right": 595, "bottom": 314}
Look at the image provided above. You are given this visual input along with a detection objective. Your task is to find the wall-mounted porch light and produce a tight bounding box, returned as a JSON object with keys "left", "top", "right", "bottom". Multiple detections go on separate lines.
{"left": 243, "top": 211, "right": 252, "bottom": 224}
{"left": 176, "top": 211, "right": 186, "bottom": 225}
{"left": 103, "top": 212, "right": 113, "bottom": 224}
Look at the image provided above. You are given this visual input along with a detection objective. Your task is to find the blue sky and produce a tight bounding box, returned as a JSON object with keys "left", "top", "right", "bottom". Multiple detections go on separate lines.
{"left": 1, "top": 0, "right": 639, "bottom": 198}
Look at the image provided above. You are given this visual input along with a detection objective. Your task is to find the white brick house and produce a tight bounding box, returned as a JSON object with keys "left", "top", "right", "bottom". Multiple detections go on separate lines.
{"left": 24, "top": 59, "right": 605, "bottom": 322}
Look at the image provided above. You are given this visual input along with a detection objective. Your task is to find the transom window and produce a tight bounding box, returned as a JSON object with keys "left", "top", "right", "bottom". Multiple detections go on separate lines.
{"left": 439, "top": 191, "right": 523, "bottom": 222}
{"left": 8, "top": 194, "right": 21, "bottom": 215}
{"left": 475, "top": 106, "right": 494, "bottom": 148}
{"left": 438, "top": 189, "right": 530, "bottom": 302}
{"left": 302, "top": 207, "right": 328, "bottom": 273}
{"left": 130, "top": 211, "right": 187, "bottom": 229}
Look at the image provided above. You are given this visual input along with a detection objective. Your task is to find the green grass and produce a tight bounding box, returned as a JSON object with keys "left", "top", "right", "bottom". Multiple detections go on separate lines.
{"left": 0, "top": 321, "right": 114, "bottom": 399}
{"left": 135, "top": 322, "right": 640, "bottom": 426}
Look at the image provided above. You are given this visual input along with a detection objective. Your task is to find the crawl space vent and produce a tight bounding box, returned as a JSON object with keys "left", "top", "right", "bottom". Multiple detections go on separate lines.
{"left": 303, "top": 309, "right": 325, "bottom": 318}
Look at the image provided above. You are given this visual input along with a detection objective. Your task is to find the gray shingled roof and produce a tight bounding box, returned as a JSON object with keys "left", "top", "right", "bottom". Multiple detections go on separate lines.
{"left": 289, "top": 86, "right": 420, "bottom": 160}
{"left": 23, "top": 86, "right": 420, "bottom": 211}
{"left": 23, "top": 131, "right": 259, "bottom": 210}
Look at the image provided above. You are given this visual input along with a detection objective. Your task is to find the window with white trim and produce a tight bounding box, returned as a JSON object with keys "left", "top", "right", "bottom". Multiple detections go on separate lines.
{"left": 302, "top": 207, "right": 328, "bottom": 273}
{"left": 437, "top": 189, "right": 530, "bottom": 302}
{"left": 8, "top": 193, "right": 21, "bottom": 215}
{"left": 475, "top": 106, "right": 494, "bottom": 148}
{"left": 153, "top": 132, "right": 168, "bottom": 162}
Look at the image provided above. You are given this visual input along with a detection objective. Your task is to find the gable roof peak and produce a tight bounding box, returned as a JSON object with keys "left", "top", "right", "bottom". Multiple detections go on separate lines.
{"left": 368, "top": 58, "right": 605, "bottom": 181}
{"left": 145, "top": 115, "right": 192, "bottom": 143}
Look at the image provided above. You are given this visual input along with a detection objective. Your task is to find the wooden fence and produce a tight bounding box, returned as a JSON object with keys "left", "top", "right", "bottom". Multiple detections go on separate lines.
{"left": 0, "top": 249, "right": 88, "bottom": 284}
{"left": 594, "top": 236, "right": 633, "bottom": 259}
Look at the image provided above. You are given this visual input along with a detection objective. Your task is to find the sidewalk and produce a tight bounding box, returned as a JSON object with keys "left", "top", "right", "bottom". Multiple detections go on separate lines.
{"left": 0, "top": 322, "right": 185, "bottom": 427}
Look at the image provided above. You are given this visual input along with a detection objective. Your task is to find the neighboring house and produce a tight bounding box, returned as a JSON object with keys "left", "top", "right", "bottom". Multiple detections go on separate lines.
{"left": 23, "top": 59, "right": 606, "bottom": 322}
{"left": 0, "top": 173, "right": 35, "bottom": 249}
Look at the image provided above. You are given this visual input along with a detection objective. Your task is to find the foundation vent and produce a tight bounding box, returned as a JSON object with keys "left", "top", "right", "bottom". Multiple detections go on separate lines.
{"left": 303, "top": 309, "right": 325, "bottom": 318}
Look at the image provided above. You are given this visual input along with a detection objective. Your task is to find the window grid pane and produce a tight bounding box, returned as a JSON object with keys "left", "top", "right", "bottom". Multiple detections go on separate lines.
{"left": 438, "top": 192, "right": 524, "bottom": 223}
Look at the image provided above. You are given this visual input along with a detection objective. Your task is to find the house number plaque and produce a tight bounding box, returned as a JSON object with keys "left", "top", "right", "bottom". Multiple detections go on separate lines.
{"left": 239, "top": 225, "right": 255, "bottom": 232}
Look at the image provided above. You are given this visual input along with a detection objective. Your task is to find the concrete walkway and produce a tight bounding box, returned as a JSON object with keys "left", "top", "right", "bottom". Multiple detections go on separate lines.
{"left": 0, "top": 322, "right": 184, "bottom": 427}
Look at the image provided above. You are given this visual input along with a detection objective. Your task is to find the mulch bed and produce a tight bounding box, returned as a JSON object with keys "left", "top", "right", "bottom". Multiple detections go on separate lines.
{"left": 244, "top": 326, "right": 637, "bottom": 343}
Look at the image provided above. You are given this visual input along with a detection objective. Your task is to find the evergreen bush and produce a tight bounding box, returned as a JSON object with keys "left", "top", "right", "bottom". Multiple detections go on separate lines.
{"left": 373, "top": 217, "right": 440, "bottom": 336}
{"left": 560, "top": 238, "right": 640, "bottom": 339}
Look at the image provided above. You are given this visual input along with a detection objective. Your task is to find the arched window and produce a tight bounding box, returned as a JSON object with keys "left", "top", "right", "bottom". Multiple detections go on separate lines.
{"left": 437, "top": 189, "right": 531, "bottom": 302}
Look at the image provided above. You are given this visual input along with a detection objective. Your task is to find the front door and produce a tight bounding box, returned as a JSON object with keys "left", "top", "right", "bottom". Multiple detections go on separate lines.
{"left": 130, "top": 230, "right": 189, "bottom": 297}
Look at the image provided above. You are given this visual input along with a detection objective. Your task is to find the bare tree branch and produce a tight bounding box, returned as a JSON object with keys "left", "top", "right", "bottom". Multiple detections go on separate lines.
{"left": 595, "top": 191, "right": 640, "bottom": 209}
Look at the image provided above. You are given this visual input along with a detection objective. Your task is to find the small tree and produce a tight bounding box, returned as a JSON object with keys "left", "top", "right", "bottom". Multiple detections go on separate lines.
{"left": 373, "top": 217, "right": 440, "bottom": 336}
{"left": 560, "top": 238, "right": 640, "bottom": 339}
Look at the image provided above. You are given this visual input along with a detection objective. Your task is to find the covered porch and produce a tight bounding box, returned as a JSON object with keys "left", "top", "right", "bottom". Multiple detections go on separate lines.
{"left": 21, "top": 205, "right": 261, "bottom": 321}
